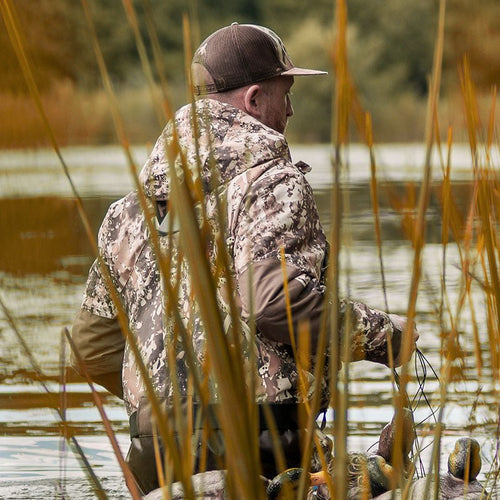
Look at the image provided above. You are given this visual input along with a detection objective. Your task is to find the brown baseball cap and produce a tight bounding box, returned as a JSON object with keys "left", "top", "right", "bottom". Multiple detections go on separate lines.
{"left": 192, "top": 23, "right": 327, "bottom": 95}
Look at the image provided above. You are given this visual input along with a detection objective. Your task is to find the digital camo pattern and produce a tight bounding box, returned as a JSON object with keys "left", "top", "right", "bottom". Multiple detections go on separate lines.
{"left": 81, "top": 98, "right": 401, "bottom": 415}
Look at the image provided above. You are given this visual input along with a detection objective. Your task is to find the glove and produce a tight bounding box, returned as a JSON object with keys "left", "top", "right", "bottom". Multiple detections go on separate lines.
{"left": 388, "top": 314, "right": 419, "bottom": 367}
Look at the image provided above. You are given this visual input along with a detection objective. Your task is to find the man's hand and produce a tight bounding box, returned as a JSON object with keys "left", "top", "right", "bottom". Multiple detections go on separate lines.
{"left": 389, "top": 314, "right": 419, "bottom": 367}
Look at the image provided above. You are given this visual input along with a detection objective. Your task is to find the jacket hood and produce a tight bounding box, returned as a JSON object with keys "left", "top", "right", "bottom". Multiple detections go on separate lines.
{"left": 139, "top": 98, "right": 295, "bottom": 200}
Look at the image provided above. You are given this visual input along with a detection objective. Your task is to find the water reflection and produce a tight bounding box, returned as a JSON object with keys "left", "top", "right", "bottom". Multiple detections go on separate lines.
{"left": 0, "top": 435, "right": 130, "bottom": 498}
{"left": 0, "top": 145, "right": 497, "bottom": 494}
{"left": 0, "top": 196, "right": 115, "bottom": 275}
{"left": 0, "top": 181, "right": 476, "bottom": 275}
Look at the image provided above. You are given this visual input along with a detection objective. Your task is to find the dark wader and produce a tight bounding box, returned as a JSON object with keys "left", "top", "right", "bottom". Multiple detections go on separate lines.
{"left": 126, "top": 403, "right": 324, "bottom": 495}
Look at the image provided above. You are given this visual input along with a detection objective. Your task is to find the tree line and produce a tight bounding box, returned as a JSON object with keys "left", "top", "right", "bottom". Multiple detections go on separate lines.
{"left": 1, "top": 0, "right": 498, "bottom": 143}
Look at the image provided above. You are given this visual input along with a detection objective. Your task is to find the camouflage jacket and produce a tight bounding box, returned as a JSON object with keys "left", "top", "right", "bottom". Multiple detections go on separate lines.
{"left": 72, "top": 99, "right": 403, "bottom": 416}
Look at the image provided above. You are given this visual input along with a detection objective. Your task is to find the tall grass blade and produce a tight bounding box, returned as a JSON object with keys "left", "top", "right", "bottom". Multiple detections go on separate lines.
{"left": 393, "top": 0, "right": 446, "bottom": 496}
{"left": 365, "top": 113, "right": 390, "bottom": 314}
{"left": 63, "top": 328, "right": 142, "bottom": 499}
{"left": 80, "top": 1, "right": 201, "bottom": 496}
{"left": 167, "top": 133, "right": 264, "bottom": 499}
{"left": 140, "top": 0, "right": 175, "bottom": 121}
{"left": 58, "top": 327, "right": 69, "bottom": 497}
{"left": 330, "top": 0, "right": 350, "bottom": 497}
{"left": 0, "top": 295, "right": 108, "bottom": 499}
{"left": 459, "top": 56, "right": 500, "bottom": 376}
{"left": 121, "top": 0, "right": 165, "bottom": 126}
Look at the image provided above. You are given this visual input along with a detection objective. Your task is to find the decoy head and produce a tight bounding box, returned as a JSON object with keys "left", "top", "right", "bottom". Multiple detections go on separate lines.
{"left": 346, "top": 452, "right": 395, "bottom": 497}
{"left": 377, "top": 407, "right": 416, "bottom": 468}
{"left": 366, "top": 455, "right": 395, "bottom": 497}
{"left": 266, "top": 468, "right": 303, "bottom": 499}
{"left": 448, "top": 437, "right": 482, "bottom": 481}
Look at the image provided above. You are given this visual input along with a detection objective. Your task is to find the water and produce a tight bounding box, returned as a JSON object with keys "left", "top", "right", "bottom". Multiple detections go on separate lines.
{"left": 0, "top": 144, "right": 498, "bottom": 498}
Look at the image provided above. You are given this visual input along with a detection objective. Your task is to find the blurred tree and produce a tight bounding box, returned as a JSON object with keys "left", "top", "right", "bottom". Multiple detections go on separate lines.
{"left": 445, "top": 0, "right": 500, "bottom": 90}
{"left": 257, "top": 0, "right": 332, "bottom": 39}
{"left": 1, "top": 0, "right": 496, "bottom": 144}
{"left": 85, "top": 0, "right": 186, "bottom": 87}
{"left": 200, "top": 0, "right": 262, "bottom": 24}
{"left": 284, "top": 18, "right": 333, "bottom": 142}
{"left": 0, "top": 1, "right": 90, "bottom": 92}
{"left": 1, "top": 0, "right": 437, "bottom": 95}
{"left": 347, "top": 0, "right": 437, "bottom": 96}
{"left": 0, "top": 0, "right": 191, "bottom": 92}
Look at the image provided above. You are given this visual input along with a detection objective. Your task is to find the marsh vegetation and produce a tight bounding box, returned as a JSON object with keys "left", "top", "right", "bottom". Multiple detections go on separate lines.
{"left": 0, "top": 0, "right": 499, "bottom": 498}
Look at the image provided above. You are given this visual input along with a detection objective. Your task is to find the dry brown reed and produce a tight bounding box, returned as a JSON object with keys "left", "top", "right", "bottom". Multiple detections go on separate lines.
{"left": 0, "top": 293, "right": 108, "bottom": 498}
{"left": 63, "top": 327, "right": 142, "bottom": 500}
{"left": 329, "top": 0, "right": 350, "bottom": 497}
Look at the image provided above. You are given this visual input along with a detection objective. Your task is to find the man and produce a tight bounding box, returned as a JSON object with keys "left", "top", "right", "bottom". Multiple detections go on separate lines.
{"left": 71, "top": 23, "right": 418, "bottom": 494}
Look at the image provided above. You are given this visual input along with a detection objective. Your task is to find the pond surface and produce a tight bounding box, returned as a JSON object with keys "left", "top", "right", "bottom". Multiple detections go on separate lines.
{"left": 0, "top": 143, "right": 498, "bottom": 498}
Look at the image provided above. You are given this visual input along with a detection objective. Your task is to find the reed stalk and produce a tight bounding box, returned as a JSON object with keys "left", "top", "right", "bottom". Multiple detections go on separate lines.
{"left": 166, "top": 130, "right": 264, "bottom": 500}
{"left": 121, "top": 0, "right": 166, "bottom": 127}
{"left": 63, "top": 327, "right": 142, "bottom": 500}
{"left": 3, "top": 0, "right": 197, "bottom": 495}
{"left": 0, "top": 294, "right": 108, "bottom": 499}
{"left": 366, "top": 112, "right": 390, "bottom": 314}
{"left": 400, "top": 1, "right": 446, "bottom": 497}
{"left": 141, "top": 0, "right": 175, "bottom": 121}
{"left": 329, "top": 0, "right": 350, "bottom": 497}
{"left": 81, "top": 2, "right": 207, "bottom": 497}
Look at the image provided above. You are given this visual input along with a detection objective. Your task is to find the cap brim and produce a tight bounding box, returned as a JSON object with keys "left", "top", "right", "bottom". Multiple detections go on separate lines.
{"left": 282, "top": 67, "right": 328, "bottom": 76}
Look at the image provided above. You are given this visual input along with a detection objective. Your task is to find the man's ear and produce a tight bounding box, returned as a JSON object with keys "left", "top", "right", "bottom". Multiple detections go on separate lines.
{"left": 243, "top": 84, "right": 262, "bottom": 120}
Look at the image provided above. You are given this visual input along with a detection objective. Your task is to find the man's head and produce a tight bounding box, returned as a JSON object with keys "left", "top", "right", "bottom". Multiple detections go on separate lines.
{"left": 191, "top": 23, "right": 326, "bottom": 133}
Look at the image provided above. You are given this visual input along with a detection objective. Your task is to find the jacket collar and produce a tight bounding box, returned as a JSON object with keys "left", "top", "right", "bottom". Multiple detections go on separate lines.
{"left": 139, "top": 99, "right": 291, "bottom": 200}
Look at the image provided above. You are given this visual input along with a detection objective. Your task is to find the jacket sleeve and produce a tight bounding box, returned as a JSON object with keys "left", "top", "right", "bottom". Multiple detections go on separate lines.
{"left": 234, "top": 164, "right": 404, "bottom": 366}
{"left": 70, "top": 202, "right": 125, "bottom": 397}
{"left": 71, "top": 308, "right": 124, "bottom": 398}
